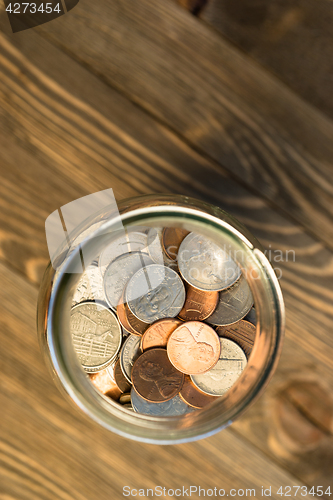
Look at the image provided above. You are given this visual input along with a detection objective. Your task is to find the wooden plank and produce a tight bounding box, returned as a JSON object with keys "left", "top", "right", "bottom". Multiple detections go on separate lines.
{"left": 0, "top": 27, "right": 332, "bottom": 489}
{"left": 0, "top": 262, "right": 317, "bottom": 500}
{"left": 199, "top": 0, "right": 333, "bottom": 122}
{"left": 7, "top": 0, "right": 333, "bottom": 250}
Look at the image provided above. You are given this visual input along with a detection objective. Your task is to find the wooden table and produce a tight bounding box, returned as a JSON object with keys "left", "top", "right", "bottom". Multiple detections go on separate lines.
{"left": 0, "top": 0, "right": 332, "bottom": 498}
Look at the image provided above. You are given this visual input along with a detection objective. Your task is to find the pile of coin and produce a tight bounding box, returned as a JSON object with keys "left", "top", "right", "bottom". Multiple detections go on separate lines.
{"left": 68, "top": 226, "right": 256, "bottom": 416}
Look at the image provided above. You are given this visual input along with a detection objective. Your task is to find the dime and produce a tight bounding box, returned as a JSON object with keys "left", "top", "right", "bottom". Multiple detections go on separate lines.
{"left": 244, "top": 307, "right": 256, "bottom": 326}
{"left": 179, "top": 376, "right": 218, "bottom": 408}
{"left": 206, "top": 273, "right": 253, "bottom": 326}
{"left": 131, "top": 348, "right": 184, "bottom": 403}
{"left": 140, "top": 318, "right": 182, "bottom": 351}
{"left": 126, "top": 264, "right": 186, "bottom": 323}
{"left": 120, "top": 334, "right": 141, "bottom": 384}
{"left": 178, "top": 233, "right": 241, "bottom": 291}
{"left": 216, "top": 320, "right": 256, "bottom": 358}
{"left": 167, "top": 321, "right": 221, "bottom": 375}
{"left": 191, "top": 338, "right": 247, "bottom": 396}
{"left": 119, "top": 393, "right": 131, "bottom": 404}
{"left": 104, "top": 252, "right": 153, "bottom": 309}
{"left": 89, "top": 369, "right": 122, "bottom": 401}
{"left": 131, "top": 387, "right": 193, "bottom": 415}
{"left": 70, "top": 302, "right": 122, "bottom": 373}
{"left": 99, "top": 231, "right": 148, "bottom": 273}
{"left": 114, "top": 359, "right": 132, "bottom": 393}
{"left": 162, "top": 227, "right": 190, "bottom": 261}
{"left": 178, "top": 284, "right": 218, "bottom": 321}
{"left": 72, "top": 263, "right": 107, "bottom": 306}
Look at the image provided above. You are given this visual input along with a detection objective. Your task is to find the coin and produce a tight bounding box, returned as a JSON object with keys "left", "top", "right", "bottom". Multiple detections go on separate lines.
{"left": 114, "top": 359, "right": 132, "bottom": 393}
{"left": 140, "top": 318, "right": 182, "bottom": 351}
{"left": 72, "top": 263, "right": 107, "bottom": 306}
{"left": 178, "top": 284, "right": 219, "bottom": 321}
{"left": 191, "top": 338, "right": 247, "bottom": 396}
{"left": 104, "top": 252, "right": 153, "bottom": 309}
{"left": 131, "top": 387, "right": 193, "bottom": 415}
{"left": 147, "top": 228, "right": 177, "bottom": 269}
{"left": 206, "top": 273, "right": 253, "bottom": 326}
{"left": 120, "top": 334, "right": 141, "bottom": 384}
{"left": 125, "top": 303, "right": 150, "bottom": 335}
{"left": 70, "top": 302, "right": 122, "bottom": 373}
{"left": 216, "top": 319, "right": 256, "bottom": 358}
{"left": 119, "top": 392, "right": 131, "bottom": 404}
{"left": 131, "top": 348, "right": 184, "bottom": 403}
{"left": 167, "top": 321, "right": 221, "bottom": 374}
{"left": 162, "top": 227, "right": 190, "bottom": 261}
{"left": 99, "top": 231, "right": 148, "bottom": 273}
{"left": 117, "top": 300, "right": 136, "bottom": 335}
{"left": 89, "top": 369, "right": 122, "bottom": 401}
{"left": 126, "top": 264, "right": 186, "bottom": 323}
{"left": 244, "top": 306, "right": 256, "bottom": 326}
{"left": 179, "top": 376, "right": 218, "bottom": 408}
{"left": 178, "top": 233, "right": 241, "bottom": 291}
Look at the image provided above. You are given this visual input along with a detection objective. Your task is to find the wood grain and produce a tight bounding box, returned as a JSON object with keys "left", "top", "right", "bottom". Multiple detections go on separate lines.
{"left": 0, "top": 22, "right": 332, "bottom": 493}
{"left": 13, "top": 0, "right": 333, "bottom": 250}
{"left": 0, "top": 262, "right": 317, "bottom": 500}
{"left": 199, "top": 0, "right": 333, "bottom": 121}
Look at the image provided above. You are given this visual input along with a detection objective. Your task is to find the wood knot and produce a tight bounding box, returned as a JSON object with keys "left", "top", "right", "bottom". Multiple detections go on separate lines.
{"left": 274, "top": 380, "right": 333, "bottom": 453}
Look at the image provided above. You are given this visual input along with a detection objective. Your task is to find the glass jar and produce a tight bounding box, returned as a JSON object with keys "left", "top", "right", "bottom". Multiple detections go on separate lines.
{"left": 37, "top": 194, "right": 285, "bottom": 444}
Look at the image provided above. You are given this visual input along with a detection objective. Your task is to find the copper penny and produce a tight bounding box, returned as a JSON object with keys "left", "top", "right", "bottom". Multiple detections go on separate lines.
{"left": 178, "top": 284, "right": 218, "bottom": 321}
{"left": 131, "top": 348, "right": 184, "bottom": 403}
{"left": 117, "top": 301, "right": 136, "bottom": 335}
{"left": 180, "top": 376, "right": 218, "bottom": 408}
{"left": 162, "top": 227, "right": 190, "bottom": 261}
{"left": 167, "top": 321, "right": 221, "bottom": 374}
{"left": 140, "top": 318, "right": 182, "bottom": 351}
{"left": 89, "top": 369, "right": 122, "bottom": 401}
{"left": 216, "top": 319, "right": 256, "bottom": 358}
{"left": 114, "top": 359, "right": 132, "bottom": 393}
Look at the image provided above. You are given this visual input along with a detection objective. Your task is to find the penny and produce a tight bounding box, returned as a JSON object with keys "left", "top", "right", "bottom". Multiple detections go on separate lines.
{"left": 70, "top": 302, "right": 122, "bottom": 373}
{"left": 167, "top": 321, "right": 221, "bottom": 375}
{"left": 89, "top": 369, "right": 122, "bottom": 401}
{"left": 244, "top": 306, "right": 256, "bottom": 326}
{"left": 99, "top": 231, "right": 148, "bottom": 274}
{"left": 178, "top": 233, "right": 241, "bottom": 291}
{"left": 131, "top": 387, "right": 193, "bottom": 415}
{"left": 114, "top": 359, "right": 132, "bottom": 393}
{"left": 178, "top": 284, "right": 219, "bottom": 321}
{"left": 125, "top": 303, "right": 150, "bottom": 335}
{"left": 179, "top": 376, "right": 218, "bottom": 408}
{"left": 126, "top": 264, "right": 186, "bottom": 323}
{"left": 120, "top": 334, "right": 141, "bottom": 384}
{"left": 206, "top": 273, "right": 253, "bottom": 326}
{"left": 216, "top": 319, "right": 256, "bottom": 358}
{"left": 162, "top": 227, "right": 190, "bottom": 261}
{"left": 119, "top": 392, "right": 132, "bottom": 404}
{"left": 191, "top": 338, "right": 247, "bottom": 396}
{"left": 140, "top": 318, "right": 182, "bottom": 351}
{"left": 72, "top": 263, "right": 107, "bottom": 306}
{"left": 104, "top": 252, "right": 153, "bottom": 309}
{"left": 131, "top": 348, "right": 184, "bottom": 403}
{"left": 117, "top": 300, "right": 136, "bottom": 335}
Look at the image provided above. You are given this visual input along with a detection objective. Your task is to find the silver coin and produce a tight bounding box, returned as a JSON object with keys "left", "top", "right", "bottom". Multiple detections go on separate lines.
{"left": 120, "top": 335, "right": 141, "bottom": 384}
{"left": 70, "top": 302, "right": 122, "bottom": 373}
{"left": 147, "top": 228, "right": 177, "bottom": 270}
{"left": 191, "top": 338, "right": 247, "bottom": 396}
{"left": 104, "top": 252, "right": 154, "bottom": 309}
{"left": 178, "top": 233, "right": 241, "bottom": 291}
{"left": 99, "top": 231, "right": 148, "bottom": 274}
{"left": 131, "top": 388, "right": 194, "bottom": 416}
{"left": 72, "top": 264, "right": 107, "bottom": 306}
{"left": 206, "top": 273, "right": 253, "bottom": 326}
{"left": 244, "top": 306, "right": 256, "bottom": 325}
{"left": 126, "top": 264, "right": 186, "bottom": 323}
